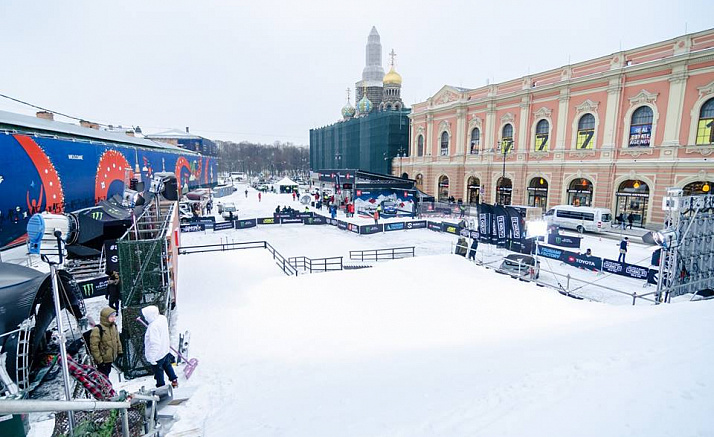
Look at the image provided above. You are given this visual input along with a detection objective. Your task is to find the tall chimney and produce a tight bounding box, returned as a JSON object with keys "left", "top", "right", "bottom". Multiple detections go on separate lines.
{"left": 185, "top": 126, "right": 189, "bottom": 133}
{"left": 36, "top": 111, "right": 54, "bottom": 121}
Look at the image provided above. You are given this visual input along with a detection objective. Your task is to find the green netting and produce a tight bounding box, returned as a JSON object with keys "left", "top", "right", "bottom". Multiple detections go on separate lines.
{"left": 117, "top": 237, "right": 172, "bottom": 378}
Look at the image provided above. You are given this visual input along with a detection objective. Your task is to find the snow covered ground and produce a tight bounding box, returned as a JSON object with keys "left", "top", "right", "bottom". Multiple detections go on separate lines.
{"left": 23, "top": 183, "right": 714, "bottom": 436}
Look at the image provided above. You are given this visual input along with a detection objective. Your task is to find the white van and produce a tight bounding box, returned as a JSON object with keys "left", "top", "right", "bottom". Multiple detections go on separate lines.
{"left": 544, "top": 205, "right": 612, "bottom": 233}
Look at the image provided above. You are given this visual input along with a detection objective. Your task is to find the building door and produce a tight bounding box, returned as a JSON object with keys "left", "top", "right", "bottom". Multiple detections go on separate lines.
{"left": 467, "top": 176, "right": 480, "bottom": 205}
{"left": 615, "top": 180, "right": 649, "bottom": 227}
{"left": 438, "top": 175, "right": 449, "bottom": 202}
{"left": 496, "top": 177, "right": 512, "bottom": 205}
{"left": 528, "top": 177, "right": 548, "bottom": 211}
{"left": 567, "top": 178, "right": 593, "bottom": 207}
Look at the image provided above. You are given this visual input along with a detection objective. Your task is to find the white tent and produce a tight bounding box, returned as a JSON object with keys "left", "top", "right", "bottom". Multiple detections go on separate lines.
{"left": 276, "top": 177, "right": 298, "bottom": 187}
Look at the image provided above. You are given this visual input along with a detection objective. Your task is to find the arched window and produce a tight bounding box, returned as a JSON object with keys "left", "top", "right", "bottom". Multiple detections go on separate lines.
{"left": 683, "top": 181, "right": 713, "bottom": 195}
{"left": 496, "top": 177, "right": 512, "bottom": 205}
{"left": 628, "top": 106, "right": 653, "bottom": 147}
{"left": 438, "top": 175, "right": 449, "bottom": 201}
{"left": 501, "top": 124, "right": 514, "bottom": 153}
{"left": 568, "top": 178, "right": 593, "bottom": 206}
{"left": 535, "top": 119, "right": 549, "bottom": 151}
{"left": 616, "top": 180, "right": 650, "bottom": 227}
{"left": 576, "top": 114, "right": 595, "bottom": 149}
{"left": 417, "top": 135, "right": 424, "bottom": 156}
{"left": 696, "top": 98, "right": 714, "bottom": 145}
{"left": 528, "top": 177, "right": 548, "bottom": 210}
{"left": 470, "top": 128, "right": 480, "bottom": 154}
{"left": 467, "top": 176, "right": 480, "bottom": 205}
{"left": 440, "top": 132, "right": 449, "bottom": 156}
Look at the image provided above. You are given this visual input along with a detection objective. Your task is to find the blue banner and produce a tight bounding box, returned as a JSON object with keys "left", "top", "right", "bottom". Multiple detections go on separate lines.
{"left": 304, "top": 216, "right": 327, "bottom": 225}
{"left": 180, "top": 223, "right": 205, "bottom": 232}
{"left": 280, "top": 217, "right": 303, "bottom": 224}
{"left": 547, "top": 233, "right": 582, "bottom": 249}
{"left": 359, "top": 224, "right": 383, "bottom": 234}
{"left": 235, "top": 219, "right": 257, "bottom": 229}
{"left": 337, "top": 220, "right": 348, "bottom": 230}
{"left": 427, "top": 221, "right": 442, "bottom": 232}
{"left": 384, "top": 222, "right": 405, "bottom": 232}
{"left": 213, "top": 221, "right": 235, "bottom": 231}
{"left": 601, "top": 258, "right": 655, "bottom": 281}
{"left": 405, "top": 220, "right": 427, "bottom": 229}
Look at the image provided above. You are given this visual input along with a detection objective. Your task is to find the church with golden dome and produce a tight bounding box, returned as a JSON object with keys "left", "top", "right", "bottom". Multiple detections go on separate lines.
{"left": 309, "top": 27, "right": 411, "bottom": 175}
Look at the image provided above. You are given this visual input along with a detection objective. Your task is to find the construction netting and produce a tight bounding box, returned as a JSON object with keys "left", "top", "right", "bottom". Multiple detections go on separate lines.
{"left": 51, "top": 402, "right": 146, "bottom": 437}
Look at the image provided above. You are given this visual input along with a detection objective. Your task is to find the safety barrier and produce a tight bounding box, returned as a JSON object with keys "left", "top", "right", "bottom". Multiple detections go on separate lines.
{"left": 178, "top": 241, "right": 297, "bottom": 276}
{"left": 288, "top": 256, "right": 343, "bottom": 273}
{"left": 349, "top": 246, "right": 415, "bottom": 262}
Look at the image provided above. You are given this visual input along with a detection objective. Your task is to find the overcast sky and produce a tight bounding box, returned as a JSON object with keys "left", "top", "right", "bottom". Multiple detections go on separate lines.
{"left": 0, "top": 0, "right": 710, "bottom": 145}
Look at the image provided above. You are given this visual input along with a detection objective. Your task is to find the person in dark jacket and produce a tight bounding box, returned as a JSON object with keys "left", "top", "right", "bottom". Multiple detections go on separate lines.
{"left": 106, "top": 271, "right": 121, "bottom": 311}
{"left": 89, "top": 307, "right": 123, "bottom": 377}
{"left": 618, "top": 237, "right": 629, "bottom": 263}
{"left": 467, "top": 238, "right": 479, "bottom": 260}
{"left": 455, "top": 237, "right": 468, "bottom": 256}
{"left": 627, "top": 213, "right": 635, "bottom": 229}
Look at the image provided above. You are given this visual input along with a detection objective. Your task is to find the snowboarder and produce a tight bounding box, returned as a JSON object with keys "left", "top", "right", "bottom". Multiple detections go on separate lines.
{"left": 618, "top": 237, "right": 628, "bottom": 263}
{"left": 106, "top": 271, "right": 121, "bottom": 311}
{"left": 206, "top": 200, "right": 213, "bottom": 215}
{"left": 467, "top": 238, "right": 478, "bottom": 260}
{"left": 258, "top": 192, "right": 262, "bottom": 202}
{"left": 141, "top": 305, "right": 178, "bottom": 388}
{"left": 89, "top": 307, "right": 122, "bottom": 377}
{"left": 373, "top": 209, "right": 379, "bottom": 224}
{"left": 330, "top": 205, "right": 337, "bottom": 220}
{"left": 292, "top": 192, "right": 297, "bottom": 202}
{"left": 245, "top": 189, "right": 248, "bottom": 198}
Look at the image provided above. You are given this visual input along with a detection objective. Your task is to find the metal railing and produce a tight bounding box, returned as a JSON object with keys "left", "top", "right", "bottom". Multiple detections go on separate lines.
{"left": 349, "top": 246, "right": 415, "bottom": 262}
{"left": 288, "top": 256, "right": 343, "bottom": 273}
{"left": 179, "top": 240, "right": 298, "bottom": 276}
{"left": 0, "top": 392, "right": 160, "bottom": 437}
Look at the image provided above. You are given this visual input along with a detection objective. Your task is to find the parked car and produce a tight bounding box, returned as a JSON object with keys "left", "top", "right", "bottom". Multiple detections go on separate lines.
{"left": 221, "top": 202, "right": 238, "bottom": 220}
{"left": 498, "top": 254, "right": 540, "bottom": 280}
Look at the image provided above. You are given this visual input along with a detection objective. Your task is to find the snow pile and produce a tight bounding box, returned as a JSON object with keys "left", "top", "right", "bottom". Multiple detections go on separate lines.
{"left": 172, "top": 250, "right": 714, "bottom": 436}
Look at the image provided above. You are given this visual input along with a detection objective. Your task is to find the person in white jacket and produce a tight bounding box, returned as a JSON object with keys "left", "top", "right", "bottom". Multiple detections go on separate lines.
{"left": 141, "top": 305, "right": 178, "bottom": 388}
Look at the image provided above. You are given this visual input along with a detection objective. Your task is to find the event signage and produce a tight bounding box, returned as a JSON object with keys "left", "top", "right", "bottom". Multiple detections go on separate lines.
{"left": 385, "top": 222, "right": 405, "bottom": 232}
{"left": 337, "top": 220, "right": 349, "bottom": 230}
{"left": 435, "top": 207, "right": 452, "bottom": 215}
{"left": 213, "top": 221, "right": 235, "bottom": 231}
{"left": 406, "top": 220, "right": 427, "bottom": 229}
{"left": 274, "top": 212, "right": 314, "bottom": 219}
{"left": 359, "top": 224, "right": 383, "bottom": 234}
{"left": 563, "top": 252, "right": 602, "bottom": 271}
{"left": 442, "top": 222, "right": 460, "bottom": 235}
{"left": 77, "top": 275, "right": 109, "bottom": 299}
{"left": 348, "top": 223, "right": 359, "bottom": 234}
{"left": 537, "top": 245, "right": 563, "bottom": 261}
{"left": 257, "top": 217, "right": 277, "bottom": 225}
{"left": 601, "top": 259, "right": 653, "bottom": 280}
{"left": 427, "top": 221, "right": 442, "bottom": 231}
{"left": 180, "top": 223, "right": 205, "bottom": 232}
{"left": 235, "top": 219, "right": 257, "bottom": 229}
{"left": 280, "top": 218, "right": 303, "bottom": 224}
{"left": 304, "top": 216, "right": 327, "bottom": 225}
{"left": 547, "top": 233, "right": 581, "bottom": 249}
{"left": 104, "top": 240, "right": 119, "bottom": 274}
{"left": 327, "top": 218, "right": 338, "bottom": 226}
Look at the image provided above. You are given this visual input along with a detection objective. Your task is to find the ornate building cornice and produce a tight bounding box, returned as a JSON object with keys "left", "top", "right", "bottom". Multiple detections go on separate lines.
{"left": 575, "top": 99, "right": 599, "bottom": 114}
{"left": 628, "top": 89, "right": 659, "bottom": 106}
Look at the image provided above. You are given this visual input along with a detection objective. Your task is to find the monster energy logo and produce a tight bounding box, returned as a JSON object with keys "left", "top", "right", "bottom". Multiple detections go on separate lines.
{"left": 91, "top": 211, "right": 103, "bottom": 220}
{"left": 82, "top": 282, "right": 95, "bottom": 296}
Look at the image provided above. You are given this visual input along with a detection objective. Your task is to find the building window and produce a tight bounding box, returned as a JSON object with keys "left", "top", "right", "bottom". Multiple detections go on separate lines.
{"left": 567, "top": 178, "right": 593, "bottom": 206}
{"left": 535, "top": 119, "right": 549, "bottom": 151}
{"left": 467, "top": 176, "right": 480, "bottom": 205}
{"left": 615, "top": 180, "right": 650, "bottom": 227}
{"left": 628, "top": 106, "right": 653, "bottom": 147}
{"left": 576, "top": 114, "right": 595, "bottom": 149}
{"left": 440, "top": 132, "right": 449, "bottom": 156}
{"left": 415, "top": 173, "right": 424, "bottom": 190}
{"left": 696, "top": 98, "right": 714, "bottom": 145}
{"left": 528, "top": 177, "right": 548, "bottom": 210}
{"left": 438, "top": 175, "right": 449, "bottom": 201}
{"left": 683, "top": 181, "right": 713, "bottom": 195}
{"left": 501, "top": 124, "right": 514, "bottom": 153}
{"left": 496, "top": 177, "right": 512, "bottom": 205}
{"left": 417, "top": 135, "right": 424, "bottom": 156}
{"left": 470, "top": 128, "right": 480, "bottom": 154}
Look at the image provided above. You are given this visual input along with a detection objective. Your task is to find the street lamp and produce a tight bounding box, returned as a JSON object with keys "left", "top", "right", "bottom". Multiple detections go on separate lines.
{"left": 335, "top": 152, "right": 342, "bottom": 169}
{"left": 397, "top": 146, "right": 406, "bottom": 177}
{"left": 499, "top": 139, "right": 512, "bottom": 205}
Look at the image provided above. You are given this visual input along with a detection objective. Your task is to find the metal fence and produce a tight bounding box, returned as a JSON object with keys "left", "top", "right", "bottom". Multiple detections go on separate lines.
{"left": 288, "top": 256, "right": 343, "bottom": 273}
{"left": 178, "top": 240, "right": 298, "bottom": 276}
{"left": 349, "top": 246, "right": 415, "bottom": 262}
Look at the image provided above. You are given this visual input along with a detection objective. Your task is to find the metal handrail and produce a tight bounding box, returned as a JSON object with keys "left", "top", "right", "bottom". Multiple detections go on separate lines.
{"left": 288, "top": 256, "right": 343, "bottom": 273}
{"left": 349, "top": 246, "right": 415, "bottom": 262}
{"left": 179, "top": 241, "right": 297, "bottom": 276}
{"left": 0, "top": 399, "right": 131, "bottom": 414}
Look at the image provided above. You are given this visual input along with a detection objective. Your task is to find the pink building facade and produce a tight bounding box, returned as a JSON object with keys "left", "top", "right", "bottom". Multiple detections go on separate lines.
{"left": 400, "top": 29, "right": 714, "bottom": 228}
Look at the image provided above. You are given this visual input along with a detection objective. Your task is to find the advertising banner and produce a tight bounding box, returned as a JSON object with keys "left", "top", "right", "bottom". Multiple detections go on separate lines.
{"left": 537, "top": 245, "right": 564, "bottom": 261}
{"left": 427, "top": 221, "right": 442, "bottom": 232}
{"left": 104, "top": 240, "right": 119, "bottom": 274}
{"left": 213, "top": 221, "right": 235, "bottom": 231}
{"left": 384, "top": 222, "right": 405, "bottom": 232}
{"left": 327, "top": 218, "right": 338, "bottom": 226}
{"left": 405, "top": 220, "right": 427, "bottom": 230}
{"left": 348, "top": 223, "right": 359, "bottom": 234}
{"left": 562, "top": 252, "right": 603, "bottom": 271}
{"left": 547, "top": 233, "right": 582, "bottom": 249}
{"left": 304, "top": 216, "right": 327, "bottom": 225}
{"left": 478, "top": 203, "right": 492, "bottom": 244}
{"left": 359, "top": 224, "right": 383, "bottom": 234}
{"left": 602, "top": 258, "right": 654, "bottom": 281}
{"left": 235, "top": 219, "right": 257, "bottom": 229}
{"left": 280, "top": 218, "right": 303, "bottom": 224}
{"left": 442, "top": 222, "right": 460, "bottom": 235}
{"left": 77, "top": 275, "right": 110, "bottom": 299}
{"left": 180, "top": 223, "right": 206, "bottom": 232}
{"left": 257, "top": 217, "right": 278, "bottom": 225}
{"left": 493, "top": 205, "right": 508, "bottom": 247}
{"left": 337, "top": 220, "right": 349, "bottom": 230}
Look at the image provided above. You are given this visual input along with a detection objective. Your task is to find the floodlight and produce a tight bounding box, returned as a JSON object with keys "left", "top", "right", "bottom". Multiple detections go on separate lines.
{"left": 653, "top": 229, "right": 678, "bottom": 249}
{"left": 527, "top": 220, "right": 548, "bottom": 238}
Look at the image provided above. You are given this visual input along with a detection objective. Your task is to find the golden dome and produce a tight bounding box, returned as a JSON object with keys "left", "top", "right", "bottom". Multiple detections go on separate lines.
{"left": 383, "top": 66, "right": 402, "bottom": 85}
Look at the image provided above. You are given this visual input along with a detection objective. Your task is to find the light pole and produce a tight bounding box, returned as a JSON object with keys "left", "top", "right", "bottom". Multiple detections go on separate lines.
{"left": 397, "top": 146, "right": 405, "bottom": 177}
{"left": 335, "top": 152, "right": 342, "bottom": 169}
{"left": 500, "top": 139, "right": 511, "bottom": 205}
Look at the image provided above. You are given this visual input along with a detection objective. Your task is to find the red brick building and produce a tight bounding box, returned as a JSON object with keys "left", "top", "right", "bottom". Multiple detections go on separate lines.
{"left": 400, "top": 29, "right": 714, "bottom": 228}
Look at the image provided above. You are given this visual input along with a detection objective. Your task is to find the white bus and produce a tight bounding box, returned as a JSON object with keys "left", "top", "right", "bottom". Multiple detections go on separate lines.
{"left": 544, "top": 205, "right": 612, "bottom": 233}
